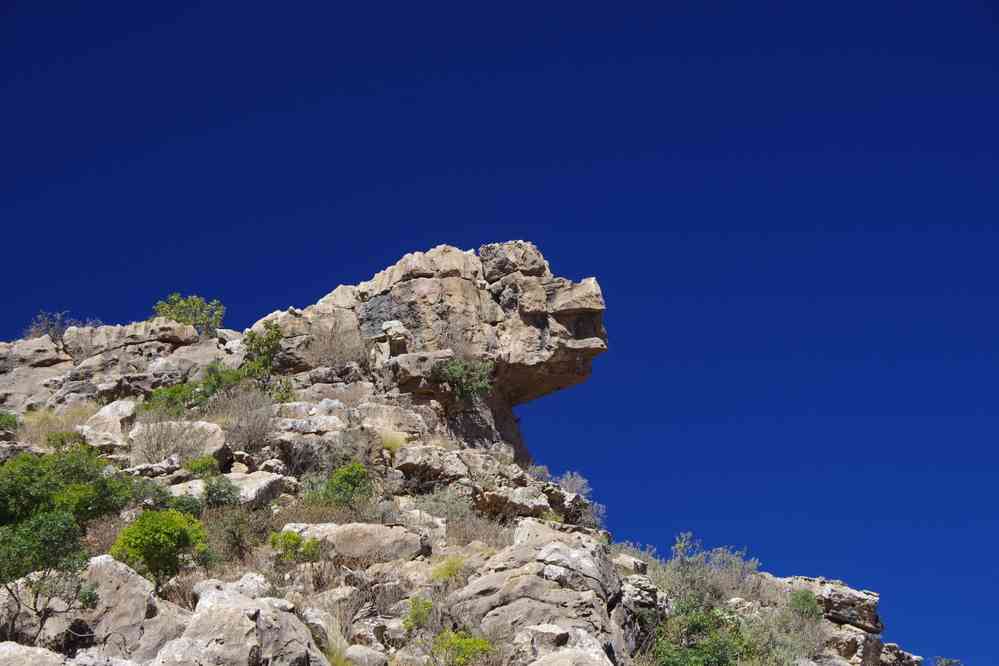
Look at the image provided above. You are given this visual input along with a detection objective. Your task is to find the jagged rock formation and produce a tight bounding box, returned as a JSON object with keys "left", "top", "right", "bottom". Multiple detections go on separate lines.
{"left": 0, "top": 242, "right": 924, "bottom": 666}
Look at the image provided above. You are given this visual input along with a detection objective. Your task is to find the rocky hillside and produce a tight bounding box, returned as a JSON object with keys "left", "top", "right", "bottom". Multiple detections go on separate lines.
{"left": 0, "top": 242, "right": 923, "bottom": 666}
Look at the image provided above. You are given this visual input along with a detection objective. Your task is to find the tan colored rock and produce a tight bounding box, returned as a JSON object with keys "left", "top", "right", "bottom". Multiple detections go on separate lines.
{"left": 283, "top": 522, "right": 430, "bottom": 563}
{"left": 783, "top": 576, "right": 883, "bottom": 633}
{"left": 0, "top": 642, "right": 67, "bottom": 666}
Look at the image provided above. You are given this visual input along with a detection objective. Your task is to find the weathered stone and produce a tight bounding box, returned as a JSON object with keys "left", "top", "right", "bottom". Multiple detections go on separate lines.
{"left": 345, "top": 644, "right": 389, "bottom": 666}
{"left": 169, "top": 470, "right": 285, "bottom": 508}
{"left": 283, "top": 523, "right": 429, "bottom": 563}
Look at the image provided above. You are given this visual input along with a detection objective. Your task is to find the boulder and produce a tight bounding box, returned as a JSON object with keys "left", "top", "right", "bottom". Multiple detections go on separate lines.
{"left": 168, "top": 470, "right": 286, "bottom": 508}
{"left": 0, "top": 642, "right": 67, "bottom": 666}
{"left": 77, "top": 399, "right": 136, "bottom": 451}
{"left": 151, "top": 579, "right": 328, "bottom": 666}
{"left": 283, "top": 523, "right": 429, "bottom": 563}
{"left": 345, "top": 644, "right": 389, "bottom": 666}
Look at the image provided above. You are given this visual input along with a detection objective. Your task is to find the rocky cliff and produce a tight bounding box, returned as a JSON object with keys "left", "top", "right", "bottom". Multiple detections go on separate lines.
{"left": 0, "top": 242, "right": 922, "bottom": 666}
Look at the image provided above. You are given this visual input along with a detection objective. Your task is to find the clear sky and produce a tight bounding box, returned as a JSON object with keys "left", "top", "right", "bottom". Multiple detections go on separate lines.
{"left": 2, "top": 2, "right": 997, "bottom": 662}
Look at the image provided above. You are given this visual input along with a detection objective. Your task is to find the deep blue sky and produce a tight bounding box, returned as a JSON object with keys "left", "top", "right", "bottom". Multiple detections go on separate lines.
{"left": 3, "top": 2, "right": 997, "bottom": 662}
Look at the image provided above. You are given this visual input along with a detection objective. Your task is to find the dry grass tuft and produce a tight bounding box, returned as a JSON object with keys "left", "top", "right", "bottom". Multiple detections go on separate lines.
{"left": 18, "top": 402, "right": 100, "bottom": 449}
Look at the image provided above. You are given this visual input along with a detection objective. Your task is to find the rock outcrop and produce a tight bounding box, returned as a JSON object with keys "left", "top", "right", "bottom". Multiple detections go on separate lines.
{"left": 0, "top": 242, "right": 928, "bottom": 666}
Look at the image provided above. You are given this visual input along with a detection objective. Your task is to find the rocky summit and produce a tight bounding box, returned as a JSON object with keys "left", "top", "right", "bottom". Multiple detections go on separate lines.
{"left": 0, "top": 241, "right": 920, "bottom": 666}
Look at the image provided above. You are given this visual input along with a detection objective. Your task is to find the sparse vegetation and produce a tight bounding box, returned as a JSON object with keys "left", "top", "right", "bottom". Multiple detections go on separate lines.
{"left": 269, "top": 530, "right": 321, "bottom": 563}
{"left": 110, "top": 509, "right": 208, "bottom": 588}
{"left": 130, "top": 420, "right": 214, "bottom": 465}
{"left": 241, "top": 321, "right": 283, "bottom": 378}
{"left": 379, "top": 429, "right": 408, "bottom": 457}
{"left": 0, "top": 411, "right": 18, "bottom": 431}
{"left": 305, "top": 462, "right": 373, "bottom": 510}
{"left": 184, "top": 455, "right": 220, "bottom": 478}
{"left": 23, "top": 310, "right": 102, "bottom": 343}
{"left": 412, "top": 488, "right": 511, "bottom": 548}
{"left": 17, "top": 403, "right": 99, "bottom": 449}
{"left": 432, "top": 358, "right": 494, "bottom": 402}
{"left": 431, "top": 630, "right": 493, "bottom": 666}
{"left": 203, "top": 474, "right": 240, "bottom": 508}
{"left": 45, "top": 430, "right": 86, "bottom": 449}
{"left": 431, "top": 555, "right": 467, "bottom": 584}
{"left": 153, "top": 293, "right": 225, "bottom": 336}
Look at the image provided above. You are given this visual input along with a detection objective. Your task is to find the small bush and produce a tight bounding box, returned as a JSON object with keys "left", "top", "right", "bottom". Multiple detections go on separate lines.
{"left": 128, "top": 477, "right": 174, "bottom": 509}
{"left": 23, "top": 310, "right": 102, "bottom": 343}
{"left": 153, "top": 293, "right": 225, "bottom": 336}
{"left": 184, "top": 455, "right": 220, "bottom": 479}
{"left": 203, "top": 385, "right": 273, "bottom": 454}
{"left": 242, "top": 321, "right": 283, "bottom": 378}
{"left": 203, "top": 475, "right": 240, "bottom": 508}
{"left": 46, "top": 430, "right": 86, "bottom": 450}
{"left": 110, "top": 509, "right": 207, "bottom": 587}
{"left": 432, "top": 358, "right": 494, "bottom": 402}
{"left": 652, "top": 608, "right": 749, "bottom": 666}
{"left": 204, "top": 506, "right": 270, "bottom": 562}
{"left": 0, "top": 411, "right": 18, "bottom": 431}
{"left": 169, "top": 494, "right": 205, "bottom": 517}
{"left": 554, "top": 470, "right": 592, "bottom": 498}
{"left": 403, "top": 596, "right": 433, "bottom": 633}
{"left": 130, "top": 421, "right": 214, "bottom": 466}
{"left": 432, "top": 630, "right": 493, "bottom": 666}
{"left": 379, "top": 430, "right": 407, "bottom": 457}
{"left": 306, "top": 462, "right": 373, "bottom": 509}
{"left": 788, "top": 589, "right": 823, "bottom": 621}
{"left": 430, "top": 556, "right": 466, "bottom": 584}
{"left": 412, "top": 488, "right": 512, "bottom": 549}
{"left": 0, "top": 510, "right": 95, "bottom": 642}
{"left": 270, "top": 377, "right": 296, "bottom": 403}
{"left": 269, "top": 530, "right": 321, "bottom": 563}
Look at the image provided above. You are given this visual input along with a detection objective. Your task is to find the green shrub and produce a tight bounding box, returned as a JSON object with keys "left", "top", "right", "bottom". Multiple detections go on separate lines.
{"left": 269, "top": 530, "right": 321, "bottom": 563}
{"left": 153, "top": 293, "right": 225, "bottom": 336}
{"left": 432, "top": 359, "right": 494, "bottom": 402}
{"left": 128, "top": 477, "right": 174, "bottom": 509}
{"left": 200, "top": 361, "right": 247, "bottom": 398}
{"left": 788, "top": 589, "right": 823, "bottom": 621}
{"left": 0, "top": 411, "right": 17, "bottom": 431}
{"left": 431, "top": 630, "right": 493, "bottom": 666}
{"left": 403, "top": 596, "right": 433, "bottom": 633}
{"left": 0, "top": 445, "right": 130, "bottom": 526}
{"left": 270, "top": 377, "right": 296, "bottom": 403}
{"left": 242, "top": 321, "right": 283, "bottom": 378}
{"left": 652, "top": 607, "right": 750, "bottom": 666}
{"left": 306, "top": 462, "right": 373, "bottom": 509}
{"left": 110, "top": 509, "right": 207, "bottom": 587}
{"left": 430, "top": 556, "right": 466, "bottom": 583}
{"left": 168, "top": 494, "right": 204, "bottom": 517}
{"left": 46, "top": 430, "right": 87, "bottom": 450}
{"left": 203, "top": 475, "right": 240, "bottom": 508}
{"left": 0, "top": 510, "right": 96, "bottom": 641}
{"left": 184, "top": 455, "right": 220, "bottom": 479}
{"left": 140, "top": 383, "right": 202, "bottom": 417}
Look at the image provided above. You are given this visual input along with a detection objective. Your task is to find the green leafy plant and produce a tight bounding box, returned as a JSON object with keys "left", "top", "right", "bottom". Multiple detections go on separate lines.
{"left": 652, "top": 607, "right": 750, "bottom": 666}
{"left": 0, "top": 510, "right": 97, "bottom": 644}
{"left": 269, "top": 530, "right": 321, "bottom": 563}
{"left": 430, "top": 555, "right": 466, "bottom": 583}
{"left": 140, "top": 383, "right": 202, "bottom": 417}
{"left": 242, "top": 321, "right": 284, "bottom": 378}
{"left": 0, "top": 411, "right": 18, "bottom": 431}
{"left": 45, "top": 430, "right": 87, "bottom": 450}
{"left": 306, "top": 462, "right": 373, "bottom": 510}
{"left": 0, "top": 445, "right": 130, "bottom": 526}
{"left": 110, "top": 509, "right": 207, "bottom": 588}
{"left": 153, "top": 293, "right": 225, "bottom": 336}
{"left": 270, "top": 377, "right": 296, "bottom": 403}
{"left": 431, "top": 630, "right": 493, "bottom": 666}
{"left": 203, "top": 475, "right": 240, "bottom": 508}
{"left": 788, "top": 589, "right": 823, "bottom": 621}
{"left": 184, "top": 455, "right": 220, "bottom": 479}
{"left": 432, "top": 358, "right": 494, "bottom": 402}
{"left": 403, "top": 596, "right": 433, "bottom": 633}
{"left": 168, "top": 494, "right": 204, "bottom": 517}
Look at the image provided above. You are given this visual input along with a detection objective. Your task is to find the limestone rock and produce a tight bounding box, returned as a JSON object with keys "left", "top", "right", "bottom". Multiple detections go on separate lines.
{"left": 283, "top": 523, "right": 429, "bottom": 563}
{"left": 77, "top": 400, "right": 136, "bottom": 452}
{"left": 169, "top": 470, "right": 286, "bottom": 508}
{"left": 151, "top": 579, "right": 328, "bottom": 665}
{"left": 782, "top": 576, "right": 883, "bottom": 634}
{"left": 0, "top": 642, "right": 67, "bottom": 666}
{"left": 345, "top": 644, "right": 389, "bottom": 666}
